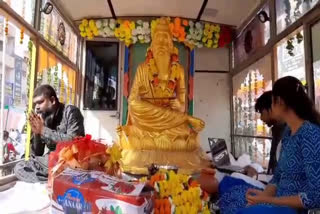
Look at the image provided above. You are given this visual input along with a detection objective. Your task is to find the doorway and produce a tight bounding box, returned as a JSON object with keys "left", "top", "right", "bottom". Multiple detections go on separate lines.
{"left": 82, "top": 41, "right": 121, "bottom": 143}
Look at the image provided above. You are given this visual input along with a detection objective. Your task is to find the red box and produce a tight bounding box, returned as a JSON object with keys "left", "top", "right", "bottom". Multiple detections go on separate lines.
{"left": 51, "top": 169, "right": 153, "bottom": 214}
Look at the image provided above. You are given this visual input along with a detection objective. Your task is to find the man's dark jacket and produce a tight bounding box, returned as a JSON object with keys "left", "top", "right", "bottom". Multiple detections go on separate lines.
{"left": 32, "top": 103, "right": 85, "bottom": 156}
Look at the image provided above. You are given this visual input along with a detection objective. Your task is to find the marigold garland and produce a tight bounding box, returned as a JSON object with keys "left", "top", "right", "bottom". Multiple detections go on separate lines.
{"left": 20, "top": 28, "right": 24, "bottom": 44}
{"left": 146, "top": 47, "right": 180, "bottom": 92}
{"left": 145, "top": 170, "right": 210, "bottom": 214}
{"left": 5, "top": 18, "right": 9, "bottom": 36}
{"left": 114, "top": 20, "right": 135, "bottom": 47}
{"left": 169, "top": 17, "right": 186, "bottom": 42}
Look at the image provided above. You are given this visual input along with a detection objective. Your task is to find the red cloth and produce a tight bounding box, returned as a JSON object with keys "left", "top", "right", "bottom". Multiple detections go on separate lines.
{"left": 7, "top": 143, "right": 16, "bottom": 153}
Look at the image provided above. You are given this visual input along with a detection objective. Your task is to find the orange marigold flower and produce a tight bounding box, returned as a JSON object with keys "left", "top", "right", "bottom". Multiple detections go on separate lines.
{"left": 182, "top": 19, "right": 188, "bottom": 26}
{"left": 174, "top": 17, "right": 181, "bottom": 26}
{"left": 123, "top": 20, "right": 130, "bottom": 28}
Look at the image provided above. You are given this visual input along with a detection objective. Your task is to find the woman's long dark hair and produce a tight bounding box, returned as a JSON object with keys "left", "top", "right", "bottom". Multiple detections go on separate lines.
{"left": 272, "top": 76, "right": 320, "bottom": 126}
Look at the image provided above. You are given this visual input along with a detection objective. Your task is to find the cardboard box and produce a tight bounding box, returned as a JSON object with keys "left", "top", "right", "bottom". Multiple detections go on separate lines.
{"left": 52, "top": 169, "right": 153, "bottom": 214}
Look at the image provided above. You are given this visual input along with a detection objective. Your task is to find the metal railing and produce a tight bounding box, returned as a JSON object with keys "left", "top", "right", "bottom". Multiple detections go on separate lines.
{"left": 0, "top": 159, "right": 22, "bottom": 177}
{"left": 0, "top": 159, "right": 21, "bottom": 191}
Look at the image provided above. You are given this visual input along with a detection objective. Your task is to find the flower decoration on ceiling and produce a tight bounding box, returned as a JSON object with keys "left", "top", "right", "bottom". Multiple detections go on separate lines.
{"left": 114, "top": 20, "right": 135, "bottom": 47}
{"left": 169, "top": 17, "right": 187, "bottom": 42}
{"left": 78, "top": 17, "right": 232, "bottom": 49}
{"left": 185, "top": 21, "right": 204, "bottom": 48}
{"left": 95, "top": 19, "right": 116, "bottom": 37}
{"left": 132, "top": 20, "right": 151, "bottom": 44}
{"left": 218, "top": 26, "right": 232, "bottom": 48}
{"left": 202, "top": 23, "right": 220, "bottom": 48}
{"left": 79, "top": 19, "right": 99, "bottom": 40}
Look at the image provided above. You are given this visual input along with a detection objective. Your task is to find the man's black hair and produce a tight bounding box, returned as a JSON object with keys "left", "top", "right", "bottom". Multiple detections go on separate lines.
{"left": 255, "top": 91, "right": 272, "bottom": 113}
{"left": 33, "top": 84, "right": 58, "bottom": 101}
{"left": 3, "top": 130, "right": 9, "bottom": 138}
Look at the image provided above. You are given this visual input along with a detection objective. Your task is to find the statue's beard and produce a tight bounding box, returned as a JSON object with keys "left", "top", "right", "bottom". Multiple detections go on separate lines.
{"left": 154, "top": 52, "right": 170, "bottom": 74}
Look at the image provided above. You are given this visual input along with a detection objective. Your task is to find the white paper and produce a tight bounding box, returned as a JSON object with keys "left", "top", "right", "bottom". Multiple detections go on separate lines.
{"left": 98, "top": 174, "right": 146, "bottom": 196}
{"left": 0, "top": 181, "right": 50, "bottom": 214}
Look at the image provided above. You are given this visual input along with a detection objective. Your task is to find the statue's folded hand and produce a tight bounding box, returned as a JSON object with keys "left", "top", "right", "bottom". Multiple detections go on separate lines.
{"left": 138, "top": 86, "right": 148, "bottom": 96}
{"left": 188, "top": 116, "right": 205, "bottom": 132}
{"left": 169, "top": 99, "right": 183, "bottom": 111}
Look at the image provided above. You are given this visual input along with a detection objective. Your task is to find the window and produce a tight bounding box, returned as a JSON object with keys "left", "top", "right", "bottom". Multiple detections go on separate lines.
{"left": 276, "top": 0, "right": 320, "bottom": 34}
{"left": 276, "top": 29, "right": 306, "bottom": 83}
{"left": 37, "top": 46, "right": 76, "bottom": 105}
{"left": 0, "top": 17, "right": 34, "bottom": 168}
{"left": 234, "top": 4, "right": 270, "bottom": 67}
{"left": 40, "top": 1, "right": 78, "bottom": 64}
{"left": 312, "top": 20, "right": 320, "bottom": 112}
{"left": 232, "top": 54, "right": 272, "bottom": 167}
{"left": 3, "top": 0, "right": 36, "bottom": 26}
{"left": 84, "top": 42, "right": 119, "bottom": 110}
{"left": 233, "top": 54, "right": 272, "bottom": 136}
{"left": 234, "top": 136, "right": 272, "bottom": 168}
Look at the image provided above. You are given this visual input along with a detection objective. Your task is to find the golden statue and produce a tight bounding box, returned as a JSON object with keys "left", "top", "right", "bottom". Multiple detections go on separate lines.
{"left": 118, "top": 18, "right": 210, "bottom": 174}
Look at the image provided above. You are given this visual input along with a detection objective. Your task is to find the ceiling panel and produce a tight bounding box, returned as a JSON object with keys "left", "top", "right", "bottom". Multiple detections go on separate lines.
{"left": 56, "top": 0, "right": 111, "bottom": 20}
{"left": 112, "top": 0, "right": 202, "bottom": 19}
{"left": 203, "top": 0, "right": 261, "bottom": 26}
{"left": 57, "top": 0, "right": 262, "bottom": 27}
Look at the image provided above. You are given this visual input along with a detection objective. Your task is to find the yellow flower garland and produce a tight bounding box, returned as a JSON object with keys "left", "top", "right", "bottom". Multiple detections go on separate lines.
{"left": 150, "top": 170, "right": 210, "bottom": 214}
{"left": 79, "top": 19, "right": 99, "bottom": 40}
{"left": 202, "top": 23, "right": 220, "bottom": 48}
{"left": 114, "top": 20, "right": 135, "bottom": 46}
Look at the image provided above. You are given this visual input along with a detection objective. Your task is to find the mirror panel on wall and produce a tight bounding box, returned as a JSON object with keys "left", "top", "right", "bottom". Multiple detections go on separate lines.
{"left": 40, "top": 0, "right": 78, "bottom": 64}
{"left": 276, "top": 0, "right": 320, "bottom": 34}
{"left": 37, "top": 46, "right": 77, "bottom": 105}
{"left": 234, "top": 4, "right": 270, "bottom": 67}
{"left": 275, "top": 29, "right": 306, "bottom": 83}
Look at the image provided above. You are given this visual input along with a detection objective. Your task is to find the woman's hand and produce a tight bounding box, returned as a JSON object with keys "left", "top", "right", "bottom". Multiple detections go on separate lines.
{"left": 246, "top": 188, "right": 274, "bottom": 205}
{"left": 198, "top": 168, "right": 218, "bottom": 194}
{"left": 201, "top": 167, "right": 216, "bottom": 175}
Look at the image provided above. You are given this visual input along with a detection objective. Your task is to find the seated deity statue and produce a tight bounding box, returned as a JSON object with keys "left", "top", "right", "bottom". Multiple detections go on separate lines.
{"left": 118, "top": 17, "right": 210, "bottom": 174}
